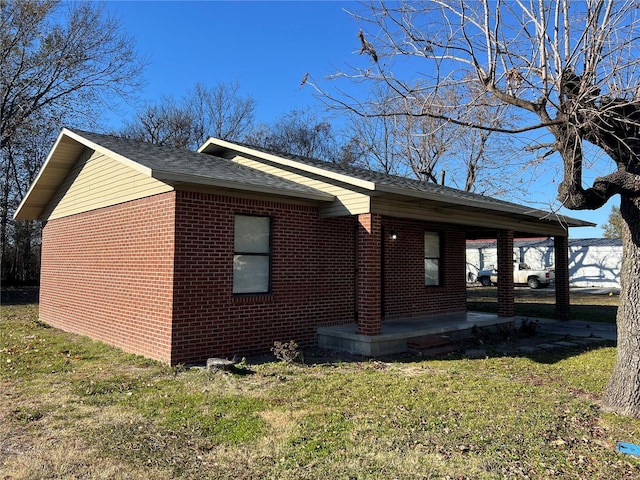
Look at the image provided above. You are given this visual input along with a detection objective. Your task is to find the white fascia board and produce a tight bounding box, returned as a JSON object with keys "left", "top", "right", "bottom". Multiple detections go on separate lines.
{"left": 199, "top": 138, "right": 376, "bottom": 191}
{"left": 13, "top": 130, "right": 68, "bottom": 219}
{"left": 153, "top": 171, "right": 335, "bottom": 202}
{"left": 196, "top": 137, "right": 214, "bottom": 153}
{"left": 62, "top": 129, "right": 154, "bottom": 177}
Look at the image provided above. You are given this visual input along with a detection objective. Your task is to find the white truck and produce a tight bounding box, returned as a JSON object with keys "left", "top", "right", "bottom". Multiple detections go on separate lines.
{"left": 476, "top": 262, "right": 555, "bottom": 289}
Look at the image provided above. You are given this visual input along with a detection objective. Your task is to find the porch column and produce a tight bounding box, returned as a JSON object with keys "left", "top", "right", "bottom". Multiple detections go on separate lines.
{"left": 357, "top": 213, "right": 382, "bottom": 335}
{"left": 497, "top": 229, "right": 515, "bottom": 317}
{"left": 554, "top": 235, "right": 570, "bottom": 320}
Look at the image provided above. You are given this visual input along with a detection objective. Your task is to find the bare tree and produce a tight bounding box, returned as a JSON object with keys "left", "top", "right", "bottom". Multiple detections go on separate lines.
{"left": 397, "top": 102, "right": 458, "bottom": 183}
{"left": 1, "top": 0, "right": 144, "bottom": 285}
{"left": 0, "top": 117, "right": 54, "bottom": 284}
{"left": 315, "top": 1, "right": 640, "bottom": 417}
{"left": 342, "top": 72, "right": 520, "bottom": 193}
{"left": 346, "top": 86, "right": 405, "bottom": 175}
{"left": 245, "top": 109, "right": 351, "bottom": 163}
{"left": 120, "top": 81, "right": 256, "bottom": 149}
{"left": 190, "top": 82, "right": 256, "bottom": 144}
{"left": 0, "top": 1, "right": 143, "bottom": 148}
{"left": 120, "top": 98, "right": 198, "bottom": 148}
{"left": 451, "top": 81, "right": 521, "bottom": 194}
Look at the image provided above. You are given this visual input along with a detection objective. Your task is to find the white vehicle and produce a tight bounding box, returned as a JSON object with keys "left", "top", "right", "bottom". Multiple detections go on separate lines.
{"left": 476, "top": 262, "right": 555, "bottom": 289}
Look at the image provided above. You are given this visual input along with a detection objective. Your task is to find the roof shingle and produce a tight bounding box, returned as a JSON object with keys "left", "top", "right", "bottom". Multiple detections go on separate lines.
{"left": 73, "top": 130, "right": 332, "bottom": 199}
{"left": 202, "top": 139, "right": 592, "bottom": 227}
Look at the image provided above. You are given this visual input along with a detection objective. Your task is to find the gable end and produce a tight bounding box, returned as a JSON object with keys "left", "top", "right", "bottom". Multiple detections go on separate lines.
{"left": 43, "top": 148, "right": 173, "bottom": 220}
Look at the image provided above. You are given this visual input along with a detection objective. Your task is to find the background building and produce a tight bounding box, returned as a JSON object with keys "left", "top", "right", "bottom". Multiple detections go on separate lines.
{"left": 467, "top": 238, "right": 622, "bottom": 288}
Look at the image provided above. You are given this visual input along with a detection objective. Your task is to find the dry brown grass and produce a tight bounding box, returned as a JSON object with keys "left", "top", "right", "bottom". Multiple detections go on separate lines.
{"left": 3, "top": 296, "right": 640, "bottom": 479}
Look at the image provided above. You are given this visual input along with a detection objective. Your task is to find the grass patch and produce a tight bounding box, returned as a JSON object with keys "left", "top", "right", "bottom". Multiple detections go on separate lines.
{"left": 11, "top": 405, "right": 46, "bottom": 424}
{"left": 3, "top": 299, "right": 640, "bottom": 479}
{"left": 134, "top": 381, "right": 267, "bottom": 443}
{"left": 85, "top": 418, "right": 219, "bottom": 477}
{"left": 287, "top": 411, "right": 353, "bottom": 463}
{"left": 467, "top": 286, "right": 619, "bottom": 323}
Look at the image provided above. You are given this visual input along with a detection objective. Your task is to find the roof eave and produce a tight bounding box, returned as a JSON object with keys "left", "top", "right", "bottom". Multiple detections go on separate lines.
{"left": 153, "top": 171, "right": 335, "bottom": 202}
{"left": 199, "top": 138, "right": 377, "bottom": 191}
{"left": 13, "top": 130, "right": 67, "bottom": 220}
{"left": 13, "top": 128, "right": 154, "bottom": 221}
{"left": 375, "top": 183, "right": 593, "bottom": 229}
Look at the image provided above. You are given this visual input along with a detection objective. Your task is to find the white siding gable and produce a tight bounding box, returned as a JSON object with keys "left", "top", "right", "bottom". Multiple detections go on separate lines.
{"left": 44, "top": 149, "right": 173, "bottom": 220}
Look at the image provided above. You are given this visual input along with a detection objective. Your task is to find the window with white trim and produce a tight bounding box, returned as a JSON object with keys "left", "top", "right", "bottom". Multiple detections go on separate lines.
{"left": 233, "top": 215, "right": 271, "bottom": 294}
{"left": 424, "top": 231, "right": 441, "bottom": 286}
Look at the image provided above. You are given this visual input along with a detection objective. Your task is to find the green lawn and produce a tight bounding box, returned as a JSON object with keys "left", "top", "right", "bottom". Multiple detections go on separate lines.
{"left": 467, "top": 286, "right": 619, "bottom": 323}
{"left": 2, "top": 298, "right": 639, "bottom": 479}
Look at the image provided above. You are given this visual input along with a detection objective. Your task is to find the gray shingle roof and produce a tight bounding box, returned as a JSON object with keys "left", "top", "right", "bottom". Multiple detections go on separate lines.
{"left": 68, "top": 131, "right": 594, "bottom": 228}
{"left": 15, "top": 128, "right": 595, "bottom": 232}
{"left": 72, "top": 130, "right": 332, "bottom": 199}
{"left": 207, "top": 140, "right": 591, "bottom": 226}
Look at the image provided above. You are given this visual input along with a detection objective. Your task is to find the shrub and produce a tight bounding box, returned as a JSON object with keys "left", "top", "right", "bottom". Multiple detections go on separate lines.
{"left": 271, "top": 340, "right": 303, "bottom": 364}
{"left": 518, "top": 318, "right": 540, "bottom": 337}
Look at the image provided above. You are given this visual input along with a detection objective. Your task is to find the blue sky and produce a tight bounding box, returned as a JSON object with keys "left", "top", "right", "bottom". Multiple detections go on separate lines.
{"left": 102, "top": 1, "right": 613, "bottom": 238}
{"left": 105, "top": 1, "right": 358, "bottom": 125}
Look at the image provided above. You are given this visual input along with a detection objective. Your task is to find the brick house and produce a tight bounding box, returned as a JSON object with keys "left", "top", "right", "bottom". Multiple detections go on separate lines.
{"left": 14, "top": 129, "right": 592, "bottom": 364}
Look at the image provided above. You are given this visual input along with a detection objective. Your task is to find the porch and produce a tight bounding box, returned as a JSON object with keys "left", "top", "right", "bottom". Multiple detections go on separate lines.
{"left": 317, "top": 311, "right": 519, "bottom": 357}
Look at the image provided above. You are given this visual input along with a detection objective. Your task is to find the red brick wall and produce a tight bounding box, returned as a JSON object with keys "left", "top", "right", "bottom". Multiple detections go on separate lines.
{"left": 497, "top": 229, "right": 515, "bottom": 317}
{"left": 171, "top": 191, "right": 356, "bottom": 364}
{"left": 554, "top": 235, "right": 570, "bottom": 320}
{"left": 40, "top": 193, "right": 176, "bottom": 363}
{"left": 356, "top": 213, "right": 382, "bottom": 335}
{"left": 382, "top": 217, "right": 467, "bottom": 319}
{"left": 39, "top": 189, "right": 471, "bottom": 365}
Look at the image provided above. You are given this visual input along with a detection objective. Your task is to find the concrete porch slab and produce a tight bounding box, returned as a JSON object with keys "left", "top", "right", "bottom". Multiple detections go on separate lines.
{"left": 317, "top": 311, "right": 518, "bottom": 357}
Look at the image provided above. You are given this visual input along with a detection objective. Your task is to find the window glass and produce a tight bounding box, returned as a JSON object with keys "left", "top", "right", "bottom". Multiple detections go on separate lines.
{"left": 234, "top": 215, "right": 270, "bottom": 253}
{"left": 234, "top": 215, "right": 271, "bottom": 294}
{"left": 424, "top": 232, "right": 440, "bottom": 257}
{"left": 424, "top": 259, "right": 440, "bottom": 286}
{"left": 424, "top": 232, "right": 441, "bottom": 286}
{"left": 234, "top": 255, "right": 270, "bottom": 293}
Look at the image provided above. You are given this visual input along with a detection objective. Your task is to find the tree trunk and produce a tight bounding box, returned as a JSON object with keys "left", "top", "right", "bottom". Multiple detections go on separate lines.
{"left": 603, "top": 195, "right": 640, "bottom": 417}
{"left": 1, "top": 157, "right": 11, "bottom": 268}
